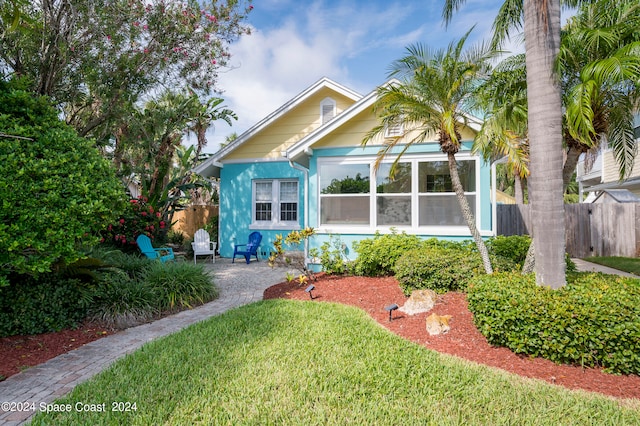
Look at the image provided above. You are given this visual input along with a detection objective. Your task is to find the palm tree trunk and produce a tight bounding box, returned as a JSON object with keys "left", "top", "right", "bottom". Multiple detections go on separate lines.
{"left": 522, "top": 145, "right": 581, "bottom": 274}
{"left": 514, "top": 172, "right": 524, "bottom": 205}
{"left": 447, "top": 152, "right": 493, "bottom": 274}
{"left": 562, "top": 147, "right": 582, "bottom": 190}
{"left": 523, "top": 0, "right": 566, "bottom": 288}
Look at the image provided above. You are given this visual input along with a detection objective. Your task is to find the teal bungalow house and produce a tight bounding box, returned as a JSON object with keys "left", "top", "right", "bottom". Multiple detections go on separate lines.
{"left": 194, "top": 78, "right": 496, "bottom": 264}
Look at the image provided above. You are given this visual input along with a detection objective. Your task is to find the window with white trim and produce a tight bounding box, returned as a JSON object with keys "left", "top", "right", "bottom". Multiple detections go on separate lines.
{"left": 252, "top": 179, "right": 299, "bottom": 227}
{"left": 376, "top": 162, "right": 412, "bottom": 225}
{"left": 318, "top": 157, "right": 477, "bottom": 229}
{"left": 319, "top": 163, "right": 370, "bottom": 224}
{"left": 418, "top": 161, "right": 475, "bottom": 226}
{"left": 320, "top": 97, "right": 336, "bottom": 124}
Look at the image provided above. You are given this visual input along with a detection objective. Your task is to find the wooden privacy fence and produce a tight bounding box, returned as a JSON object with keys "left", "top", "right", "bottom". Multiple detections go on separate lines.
{"left": 171, "top": 205, "right": 218, "bottom": 239}
{"left": 497, "top": 203, "right": 640, "bottom": 258}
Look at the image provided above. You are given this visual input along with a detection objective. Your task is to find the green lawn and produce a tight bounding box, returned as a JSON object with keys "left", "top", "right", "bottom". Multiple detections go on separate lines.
{"left": 585, "top": 256, "right": 640, "bottom": 276}
{"left": 31, "top": 300, "right": 639, "bottom": 425}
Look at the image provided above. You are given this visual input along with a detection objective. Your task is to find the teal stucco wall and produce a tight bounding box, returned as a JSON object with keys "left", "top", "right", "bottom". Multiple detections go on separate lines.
{"left": 218, "top": 141, "right": 493, "bottom": 263}
{"left": 218, "top": 161, "right": 306, "bottom": 258}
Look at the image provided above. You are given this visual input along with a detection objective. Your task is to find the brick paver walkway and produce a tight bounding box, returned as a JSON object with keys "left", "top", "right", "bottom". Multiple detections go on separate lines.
{"left": 0, "top": 258, "right": 291, "bottom": 425}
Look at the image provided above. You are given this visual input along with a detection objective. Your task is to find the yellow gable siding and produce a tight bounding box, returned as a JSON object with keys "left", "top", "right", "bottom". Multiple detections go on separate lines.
{"left": 313, "top": 108, "right": 478, "bottom": 149}
{"left": 602, "top": 149, "right": 640, "bottom": 183}
{"left": 225, "top": 88, "right": 357, "bottom": 160}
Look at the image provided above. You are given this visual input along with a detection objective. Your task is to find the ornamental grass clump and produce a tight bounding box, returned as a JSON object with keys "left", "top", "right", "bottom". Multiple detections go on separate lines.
{"left": 468, "top": 272, "right": 640, "bottom": 375}
{"left": 91, "top": 273, "right": 158, "bottom": 329}
{"left": 141, "top": 262, "right": 218, "bottom": 312}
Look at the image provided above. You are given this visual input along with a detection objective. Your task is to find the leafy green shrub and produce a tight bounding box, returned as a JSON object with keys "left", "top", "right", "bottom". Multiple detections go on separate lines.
{"left": 311, "top": 235, "right": 352, "bottom": 275}
{"left": 487, "top": 235, "right": 531, "bottom": 265}
{"left": 352, "top": 232, "right": 426, "bottom": 276}
{"left": 142, "top": 262, "right": 218, "bottom": 311}
{"left": 167, "top": 230, "right": 186, "bottom": 246}
{"left": 0, "top": 274, "right": 95, "bottom": 336}
{"left": 100, "top": 196, "right": 166, "bottom": 253}
{"left": 0, "top": 80, "right": 125, "bottom": 285}
{"left": 91, "top": 273, "right": 158, "bottom": 329}
{"left": 487, "top": 235, "right": 576, "bottom": 272}
{"left": 468, "top": 272, "right": 640, "bottom": 375}
{"left": 393, "top": 246, "right": 516, "bottom": 295}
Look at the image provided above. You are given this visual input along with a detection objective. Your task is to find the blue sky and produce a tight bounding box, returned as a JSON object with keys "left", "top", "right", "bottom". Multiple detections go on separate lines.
{"left": 204, "top": 0, "right": 517, "bottom": 152}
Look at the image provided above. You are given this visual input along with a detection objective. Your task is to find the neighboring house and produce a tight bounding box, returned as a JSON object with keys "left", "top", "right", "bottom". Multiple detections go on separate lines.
{"left": 592, "top": 189, "right": 640, "bottom": 204}
{"left": 577, "top": 113, "right": 640, "bottom": 201}
{"left": 194, "top": 78, "right": 495, "bottom": 263}
{"left": 495, "top": 190, "right": 516, "bottom": 205}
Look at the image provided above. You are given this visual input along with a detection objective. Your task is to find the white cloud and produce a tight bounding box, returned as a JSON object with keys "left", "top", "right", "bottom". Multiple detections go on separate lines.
{"left": 206, "top": 20, "right": 348, "bottom": 150}
{"left": 202, "top": 0, "right": 529, "bottom": 153}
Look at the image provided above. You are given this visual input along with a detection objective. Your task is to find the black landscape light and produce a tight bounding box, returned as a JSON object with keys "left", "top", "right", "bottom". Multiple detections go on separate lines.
{"left": 305, "top": 284, "right": 315, "bottom": 300}
{"left": 385, "top": 304, "right": 399, "bottom": 322}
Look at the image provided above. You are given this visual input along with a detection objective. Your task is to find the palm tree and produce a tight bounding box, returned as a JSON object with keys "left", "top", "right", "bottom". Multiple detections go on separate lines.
{"left": 443, "top": 0, "right": 592, "bottom": 288}
{"left": 186, "top": 96, "right": 237, "bottom": 160}
{"left": 473, "top": 54, "right": 529, "bottom": 205}
{"left": 362, "top": 29, "right": 495, "bottom": 274}
{"left": 559, "top": 0, "right": 640, "bottom": 183}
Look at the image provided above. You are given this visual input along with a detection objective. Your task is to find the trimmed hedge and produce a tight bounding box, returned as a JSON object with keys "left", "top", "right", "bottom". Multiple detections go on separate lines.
{"left": 0, "top": 275, "right": 94, "bottom": 336}
{"left": 468, "top": 272, "right": 640, "bottom": 375}
{"left": 352, "top": 232, "right": 426, "bottom": 276}
{"left": 394, "top": 247, "right": 516, "bottom": 295}
{"left": 1, "top": 250, "right": 219, "bottom": 335}
{"left": 487, "top": 235, "right": 531, "bottom": 265}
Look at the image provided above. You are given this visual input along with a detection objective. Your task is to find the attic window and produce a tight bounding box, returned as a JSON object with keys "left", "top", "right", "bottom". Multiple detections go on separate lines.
{"left": 321, "top": 98, "right": 336, "bottom": 124}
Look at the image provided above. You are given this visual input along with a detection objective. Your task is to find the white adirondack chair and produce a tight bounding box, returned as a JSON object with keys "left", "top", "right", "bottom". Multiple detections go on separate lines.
{"left": 192, "top": 229, "right": 216, "bottom": 264}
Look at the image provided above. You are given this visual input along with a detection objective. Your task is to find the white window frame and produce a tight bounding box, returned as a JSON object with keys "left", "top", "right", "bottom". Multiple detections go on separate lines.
{"left": 251, "top": 179, "right": 300, "bottom": 230}
{"left": 317, "top": 154, "right": 481, "bottom": 236}
{"left": 320, "top": 97, "right": 336, "bottom": 124}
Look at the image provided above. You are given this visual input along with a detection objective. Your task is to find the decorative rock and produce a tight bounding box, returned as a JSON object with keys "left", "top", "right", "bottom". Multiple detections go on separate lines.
{"left": 399, "top": 289, "right": 437, "bottom": 315}
{"left": 425, "top": 313, "right": 452, "bottom": 335}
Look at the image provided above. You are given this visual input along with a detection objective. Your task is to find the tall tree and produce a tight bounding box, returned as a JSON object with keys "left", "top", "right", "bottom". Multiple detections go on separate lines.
{"left": 560, "top": 0, "right": 640, "bottom": 183}
{"left": 363, "top": 29, "right": 495, "bottom": 274}
{"left": 444, "top": 0, "right": 592, "bottom": 288}
{"left": 473, "top": 54, "right": 529, "bottom": 205}
{"left": 0, "top": 0, "right": 252, "bottom": 140}
{"left": 186, "top": 96, "right": 237, "bottom": 159}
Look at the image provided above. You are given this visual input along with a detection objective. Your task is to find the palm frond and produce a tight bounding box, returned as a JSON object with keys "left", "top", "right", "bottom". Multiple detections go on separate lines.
{"left": 607, "top": 107, "right": 637, "bottom": 180}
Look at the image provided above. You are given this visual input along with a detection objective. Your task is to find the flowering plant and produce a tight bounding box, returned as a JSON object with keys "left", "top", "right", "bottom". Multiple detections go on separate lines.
{"left": 101, "top": 196, "right": 166, "bottom": 252}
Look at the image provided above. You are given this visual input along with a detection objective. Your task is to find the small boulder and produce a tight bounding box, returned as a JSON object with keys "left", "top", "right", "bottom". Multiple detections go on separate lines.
{"left": 399, "top": 289, "right": 437, "bottom": 315}
{"left": 425, "top": 313, "right": 452, "bottom": 335}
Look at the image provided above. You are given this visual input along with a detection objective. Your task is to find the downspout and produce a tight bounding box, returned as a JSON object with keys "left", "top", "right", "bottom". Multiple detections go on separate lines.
{"left": 491, "top": 160, "right": 497, "bottom": 237}
{"left": 283, "top": 152, "right": 310, "bottom": 265}
{"left": 491, "top": 156, "right": 509, "bottom": 237}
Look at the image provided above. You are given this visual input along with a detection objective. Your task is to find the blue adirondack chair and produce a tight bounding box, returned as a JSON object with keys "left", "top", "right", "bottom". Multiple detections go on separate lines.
{"left": 232, "top": 232, "right": 262, "bottom": 264}
{"left": 136, "top": 234, "right": 175, "bottom": 263}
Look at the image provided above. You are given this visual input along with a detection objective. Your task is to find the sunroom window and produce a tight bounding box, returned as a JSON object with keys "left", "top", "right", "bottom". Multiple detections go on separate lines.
{"left": 318, "top": 157, "right": 477, "bottom": 229}
{"left": 376, "top": 162, "right": 412, "bottom": 226}
{"left": 418, "top": 161, "right": 475, "bottom": 226}
{"left": 319, "top": 163, "right": 370, "bottom": 224}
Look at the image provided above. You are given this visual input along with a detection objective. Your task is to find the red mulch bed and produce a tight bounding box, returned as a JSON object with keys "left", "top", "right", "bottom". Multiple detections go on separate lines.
{"left": 1, "top": 274, "right": 639, "bottom": 402}
{"left": 264, "top": 274, "right": 640, "bottom": 401}
{"left": 0, "top": 322, "right": 116, "bottom": 380}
